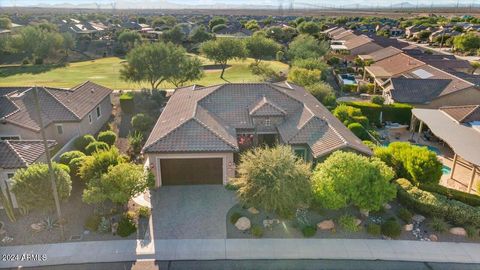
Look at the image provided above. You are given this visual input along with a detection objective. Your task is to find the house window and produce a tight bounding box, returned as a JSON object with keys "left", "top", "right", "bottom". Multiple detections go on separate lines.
{"left": 96, "top": 106, "right": 101, "bottom": 119}
{"left": 56, "top": 124, "right": 64, "bottom": 135}
{"left": 88, "top": 113, "right": 93, "bottom": 124}
{"left": 264, "top": 118, "right": 271, "bottom": 127}
{"left": 0, "top": 135, "right": 20, "bottom": 141}
{"left": 294, "top": 148, "right": 307, "bottom": 160}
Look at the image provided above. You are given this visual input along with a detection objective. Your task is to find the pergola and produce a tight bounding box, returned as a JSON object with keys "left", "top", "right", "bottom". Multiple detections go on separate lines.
{"left": 411, "top": 108, "right": 480, "bottom": 193}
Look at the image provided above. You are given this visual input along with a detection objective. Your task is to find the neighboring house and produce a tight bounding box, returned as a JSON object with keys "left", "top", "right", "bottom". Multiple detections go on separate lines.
{"left": 404, "top": 50, "right": 472, "bottom": 74}
{"left": 358, "top": 46, "right": 403, "bottom": 63}
{"left": 0, "top": 81, "right": 112, "bottom": 145}
{"left": 0, "top": 140, "right": 56, "bottom": 208}
{"left": 330, "top": 32, "right": 383, "bottom": 61}
{"left": 143, "top": 82, "right": 371, "bottom": 187}
{"left": 364, "top": 53, "right": 426, "bottom": 87}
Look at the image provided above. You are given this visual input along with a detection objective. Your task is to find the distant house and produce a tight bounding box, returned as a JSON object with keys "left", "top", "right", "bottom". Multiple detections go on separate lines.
{"left": 143, "top": 82, "right": 371, "bottom": 187}
{"left": 0, "top": 140, "right": 56, "bottom": 208}
{"left": 329, "top": 31, "right": 383, "bottom": 61}
{"left": 0, "top": 81, "right": 112, "bottom": 145}
{"left": 358, "top": 46, "right": 403, "bottom": 63}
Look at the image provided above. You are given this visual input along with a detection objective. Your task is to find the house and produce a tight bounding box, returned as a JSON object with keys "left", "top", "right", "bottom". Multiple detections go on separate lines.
{"left": 358, "top": 46, "right": 403, "bottom": 63}
{"left": 0, "top": 140, "right": 56, "bottom": 208}
{"left": 364, "top": 53, "right": 426, "bottom": 86}
{"left": 0, "top": 81, "right": 112, "bottom": 145}
{"left": 143, "top": 82, "right": 371, "bottom": 187}
{"left": 330, "top": 31, "right": 383, "bottom": 61}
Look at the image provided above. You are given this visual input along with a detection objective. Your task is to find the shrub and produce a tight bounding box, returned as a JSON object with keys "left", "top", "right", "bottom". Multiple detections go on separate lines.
{"left": 371, "top": 96, "right": 385, "bottom": 105}
{"left": 396, "top": 178, "right": 480, "bottom": 227}
{"left": 138, "top": 206, "right": 151, "bottom": 218}
{"left": 304, "top": 82, "right": 335, "bottom": 103}
{"left": 381, "top": 218, "right": 401, "bottom": 238}
{"left": 59, "top": 151, "right": 86, "bottom": 165}
{"left": 85, "top": 141, "right": 110, "bottom": 155}
{"left": 97, "top": 130, "right": 117, "bottom": 146}
{"left": 333, "top": 104, "right": 369, "bottom": 127}
{"left": 251, "top": 225, "right": 264, "bottom": 238}
{"left": 367, "top": 223, "right": 381, "bottom": 235}
{"left": 420, "top": 183, "right": 480, "bottom": 207}
{"left": 466, "top": 225, "right": 479, "bottom": 239}
{"left": 301, "top": 225, "right": 317, "bottom": 237}
{"left": 74, "top": 135, "right": 96, "bottom": 153}
{"left": 338, "top": 214, "right": 360, "bottom": 232}
{"left": 375, "top": 142, "right": 442, "bottom": 185}
{"left": 127, "top": 131, "right": 143, "bottom": 156}
{"left": 79, "top": 147, "right": 127, "bottom": 182}
{"left": 397, "top": 208, "right": 412, "bottom": 223}
{"left": 287, "top": 66, "right": 322, "bottom": 86}
{"left": 131, "top": 113, "right": 154, "bottom": 133}
{"left": 98, "top": 217, "right": 111, "bottom": 233}
{"left": 230, "top": 212, "right": 242, "bottom": 224}
{"left": 69, "top": 157, "right": 85, "bottom": 176}
{"left": 117, "top": 215, "right": 137, "bottom": 237}
{"left": 85, "top": 215, "right": 101, "bottom": 231}
{"left": 348, "top": 122, "right": 369, "bottom": 140}
{"left": 429, "top": 217, "right": 449, "bottom": 233}
{"left": 341, "top": 101, "right": 412, "bottom": 126}
{"left": 119, "top": 92, "right": 135, "bottom": 114}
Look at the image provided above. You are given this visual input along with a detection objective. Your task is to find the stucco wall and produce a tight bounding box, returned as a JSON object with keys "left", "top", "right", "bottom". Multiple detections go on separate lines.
{"left": 145, "top": 152, "right": 236, "bottom": 188}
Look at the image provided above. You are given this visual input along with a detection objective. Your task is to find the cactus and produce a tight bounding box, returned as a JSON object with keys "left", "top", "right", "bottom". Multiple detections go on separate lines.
{"left": 0, "top": 190, "right": 16, "bottom": 222}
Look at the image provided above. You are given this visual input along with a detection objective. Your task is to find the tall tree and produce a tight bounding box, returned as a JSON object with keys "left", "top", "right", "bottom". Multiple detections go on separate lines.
{"left": 121, "top": 42, "right": 203, "bottom": 89}
{"left": 0, "top": 17, "right": 12, "bottom": 29}
{"left": 118, "top": 30, "right": 142, "bottom": 51}
{"left": 287, "top": 34, "right": 329, "bottom": 61}
{"left": 209, "top": 16, "right": 227, "bottom": 30}
{"left": 297, "top": 21, "right": 320, "bottom": 36}
{"left": 189, "top": 25, "right": 213, "bottom": 44}
{"left": 244, "top": 35, "right": 281, "bottom": 64}
{"left": 200, "top": 38, "right": 246, "bottom": 78}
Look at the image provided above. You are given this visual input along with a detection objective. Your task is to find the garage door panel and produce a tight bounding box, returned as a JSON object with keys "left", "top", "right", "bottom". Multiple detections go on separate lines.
{"left": 160, "top": 158, "right": 223, "bottom": 185}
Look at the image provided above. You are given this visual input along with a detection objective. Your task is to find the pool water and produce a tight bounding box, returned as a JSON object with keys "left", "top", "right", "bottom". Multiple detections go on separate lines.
{"left": 442, "top": 165, "right": 451, "bottom": 175}
{"left": 340, "top": 74, "right": 357, "bottom": 85}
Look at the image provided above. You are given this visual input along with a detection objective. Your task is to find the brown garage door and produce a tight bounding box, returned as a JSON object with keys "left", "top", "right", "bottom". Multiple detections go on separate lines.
{"left": 160, "top": 158, "right": 223, "bottom": 185}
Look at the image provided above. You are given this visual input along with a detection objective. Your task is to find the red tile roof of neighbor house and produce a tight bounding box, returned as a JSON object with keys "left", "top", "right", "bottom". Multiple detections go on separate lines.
{"left": 0, "top": 140, "right": 56, "bottom": 169}
{"left": 440, "top": 105, "right": 480, "bottom": 123}
{"left": 0, "top": 81, "right": 112, "bottom": 131}
{"left": 143, "top": 82, "right": 371, "bottom": 158}
{"left": 359, "top": 46, "right": 403, "bottom": 62}
{"left": 366, "top": 53, "right": 426, "bottom": 78}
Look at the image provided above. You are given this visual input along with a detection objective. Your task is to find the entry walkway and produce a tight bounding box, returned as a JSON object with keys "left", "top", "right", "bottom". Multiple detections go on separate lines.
{"left": 1, "top": 239, "right": 480, "bottom": 268}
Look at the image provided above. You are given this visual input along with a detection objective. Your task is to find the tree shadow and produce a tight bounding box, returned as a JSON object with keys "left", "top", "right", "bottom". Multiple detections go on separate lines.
{"left": 0, "top": 63, "right": 67, "bottom": 78}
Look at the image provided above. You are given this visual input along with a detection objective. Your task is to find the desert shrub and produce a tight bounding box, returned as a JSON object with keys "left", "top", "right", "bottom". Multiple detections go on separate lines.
{"left": 251, "top": 225, "right": 264, "bottom": 238}
{"left": 230, "top": 212, "right": 242, "bottom": 224}
{"left": 304, "top": 82, "right": 335, "bottom": 104}
{"left": 119, "top": 92, "right": 135, "bottom": 114}
{"left": 396, "top": 178, "right": 480, "bottom": 227}
{"left": 69, "top": 157, "right": 85, "bottom": 176}
{"left": 420, "top": 183, "right": 480, "bottom": 207}
{"left": 74, "top": 134, "right": 96, "bottom": 153}
{"left": 138, "top": 206, "right": 151, "bottom": 218}
{"left": 287, "top": 66, "right": 322, "bottom": 86}
{"left": 78, "top": 147, "right": 127, "bottom": 182}
{"left": 131, "top": 113, "right": 154, "bottom": 133}
{"left": 59, "top": 151, "right": 86, "bottom": 165}
{"left": 301, "top": 225, "right": 317, "bottom": 237}
{"left": 98, "top": 217, "right": 111, "bottom": 233}
{"left": 381, "top": 218, "right": 401, "bottom": 238}
{"left": 367, "top": 223, "right": 381, "bottom": 235}
{"left": 397, "top": 208, "right": 413, "bottom": 223}
{"left": 341, "top": 101, "right": 412, "bottom": 126}
{"left": 338, "top": 214, "right": 360, "bottom": 232}
{"left": 348, "top": 122, "right": 369, "bottom": 140}
{"left": 117, "top": 214, "right": 137, "bottom": 237}
{"left": 85, "top": 141, "right": 110, "bottom": 155}
{"left": 466, "top": 225, "right": 479, "bottom": 239}
{"left": 429, "top": 217, "right": 449, "bottom": 233}
{"left": 333, "top": 104, "right": 369, "bottom": 127}
{"left": 97, "top": 130, "right": 117, "bottom": 146}
{"left": 371, "top": 96, "right": 385, "bottom": 105}
{"left": 85, "top": 214, "right": 101, "bottom": 231}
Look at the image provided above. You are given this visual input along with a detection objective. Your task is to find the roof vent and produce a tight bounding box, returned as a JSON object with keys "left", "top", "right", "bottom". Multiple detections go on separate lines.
{"left": 90, "top": 88, "right": 95, "bottom": 93}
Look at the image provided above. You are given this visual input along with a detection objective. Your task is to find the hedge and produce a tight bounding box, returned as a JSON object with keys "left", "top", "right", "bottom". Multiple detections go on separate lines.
{"left": 396, "top": 178, "right": 480, "bottom": 227}
{"left": 119, "top": 92, "right": 134, "bottom": 114}
{"left": 341, "top": 101, "right": 412, "bottom": 126}
{"left": 419, "top": 183, "right": 480, "bottom": 207}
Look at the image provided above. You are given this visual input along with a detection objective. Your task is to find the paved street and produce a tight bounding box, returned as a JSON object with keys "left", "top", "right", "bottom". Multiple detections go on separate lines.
{"left": 150, "top": 185, "right": 237, "bottom": 239}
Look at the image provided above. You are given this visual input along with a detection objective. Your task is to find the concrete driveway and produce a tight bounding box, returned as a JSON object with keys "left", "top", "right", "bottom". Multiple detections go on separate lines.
{"left": 150, "top": 185, "right": 237, "bottom": 239}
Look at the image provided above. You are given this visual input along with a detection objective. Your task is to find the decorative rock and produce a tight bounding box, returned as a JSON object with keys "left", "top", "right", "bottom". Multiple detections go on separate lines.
{"left": 248, "top": 207, "right": 260, "bottom": 215}
{"left": 429, "top": 234, "right": 438, "bottom": 242}
{"left": 355, "top": 219, "right": 362, "bottom": 226}
{"left": 404, "top": 224, "right": 413, "bottom": 231}
{"left": 360, "top": 209, "right": 369, "bottom": 217}
{"left": 235, "top": 217, "right": 251, "bottom": 231}
{"left": 449, "top": 227, "right": 467, "bottom": 236}
{"left": 317, "top": 219, "right": 335, "bottom": 230}
{"left": 412, "top": 214, "right": 426, "bottom": 223}
{"left": 263, "top": 219, "right": 279, "bottom": 230}
{"left": 30, "top": 223, "right": 43, "bottom": 232}
{"left": 383, "top": 203, "right": 392, "bottom": 210}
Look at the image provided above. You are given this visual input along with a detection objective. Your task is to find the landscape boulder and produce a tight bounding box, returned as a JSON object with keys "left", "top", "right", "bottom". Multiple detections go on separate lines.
{"left": 317, "top": 220, "right": 335, "bottom": 230}
{"left": 247, "top": 207, "right": 259, "bottom": 215}
{"left": 235, "top": 217, "right": 251, "bottom": 231}
{"left": 449, "top": 227, "right": 467, "bottom": 237}
{"left": 412, "top": 214, "right": 425, "bottom": 223}
{"left": 404, "top": 224, "right": 413, "bottom": 231}
{"left": 429, "top": 234, "right": 438, "bottom": 242}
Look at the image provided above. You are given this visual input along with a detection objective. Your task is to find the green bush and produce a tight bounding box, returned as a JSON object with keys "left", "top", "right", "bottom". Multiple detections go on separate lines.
{"left": 131, "top": 113, "right": 154, "bottom": 133}
{"left": 338, "top": 214, "right": 360, "bottom": 232}
{"left": 59, "top": 151, "right": 86, "bottom": 165}
{"left": 74, "top": 135, "right": 96, "bottom": 153}
{"left": 333, "top": 104, "right": 369, "bottom": 127}
{"left": 85, "top": 215, "right": 101, "bottom": 231}
{"left": 396, "top": 178, "right": 480, "bottom": 227}
{"left": 137, "top": 206, "right": 151, "bottom": 218}
{"left": 301, "top": 225, "right": 317, "bottom": 237}
{"left": 381, "top": 218, "right": 401, "bottom": 238}
{"left": 85, "top": 141, "right": 110, "bottom": 155}
{"left": 348, "top": 123, "right": 369, "bottom": 140}
{"left": 367, "top": 223, "right": 381, "bottom": 235}
{"left": 341, "top": 101, "right": 412, "bottom": 126}
{"left": 119, "top": 92, "right": 135, "bottom": 114}
{"left": 466, "top": 225, "right": 479, "bottom": 239}
{"left": 97, "top": 130, "right": 117, "bottom": 146}
{"left": 98, "top": 217, "right": 111, "bottom": 233}
{"left": 251, "top": 225, "right": 264, "bottom": 238}
{"left": 371, "top": 96, "right": 385, "bottom": 105}
{"left": 420, "top": 183, "right": 480, "bottom": 207}
{"left": 117, "top": 215, "right": 137, "bottom": 237}
{"left": 230, "top": 212, "right": 242, "bottom": 224}
{"left": 429, "top": 217, "right": 449, "bottom": 233}
{"left": 397, "top": 208, "right": 413, "bottom": 223}
{"left": 69, "top": 157, "right": 84, "bottom": 175}
{"left": 341, "top": 84, "right": 357, "bottom": 93}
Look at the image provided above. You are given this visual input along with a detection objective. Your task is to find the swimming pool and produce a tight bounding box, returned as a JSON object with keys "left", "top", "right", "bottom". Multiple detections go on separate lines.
{"left": 442, "top": 165, "right": 451, "bottom": 175}
{"left": 339, "top": 74, "right": 357, "bottom": 85}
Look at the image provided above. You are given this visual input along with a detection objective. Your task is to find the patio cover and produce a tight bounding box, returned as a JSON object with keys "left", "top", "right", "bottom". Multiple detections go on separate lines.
{"left": 412, "top": 108, "right": 480, "bottom": 167}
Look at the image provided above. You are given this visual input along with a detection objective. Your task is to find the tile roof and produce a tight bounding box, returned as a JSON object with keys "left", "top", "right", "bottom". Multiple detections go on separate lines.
{"left": 388, "top": 78, "right": 452, "bottom": 104}
{"left": 359, "top": 46, "right": 402, "bottom": 62}
{"left": 0, "top": 140, "right": 56, "bottom": 169}
{"left": 144, "top": 83, "right": 371, "bottom": 157}
{"left": 440, "top": 105, "right": 480, "bottom": 123}
{"left": 0, "top": 81, "right": 112, "bottom": 131}
{"left": 366, "top": 53, "right": 426, "bottom": 78}
{"left": 343, "top": 35, "right": 376, "bottom": 50}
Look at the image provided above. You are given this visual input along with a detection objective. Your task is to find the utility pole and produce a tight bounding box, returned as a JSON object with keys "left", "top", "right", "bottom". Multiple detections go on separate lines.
{"left": 32, "top": 86, "right": 65, "bottom": 240}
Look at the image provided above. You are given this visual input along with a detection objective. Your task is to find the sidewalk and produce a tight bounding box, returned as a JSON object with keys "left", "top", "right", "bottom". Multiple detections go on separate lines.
{"left": 1, "top": 238, "right": 480, "bottom": 268}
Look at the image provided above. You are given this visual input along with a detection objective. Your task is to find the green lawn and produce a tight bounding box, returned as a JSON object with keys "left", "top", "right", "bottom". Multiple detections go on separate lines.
{"left": 0, "top": 56, "right": 289, "bottom": 90}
